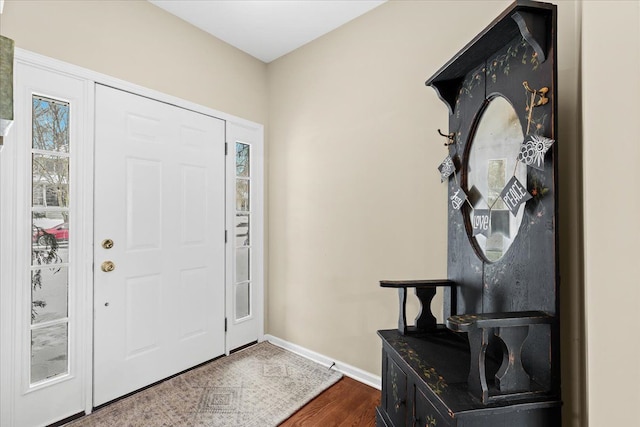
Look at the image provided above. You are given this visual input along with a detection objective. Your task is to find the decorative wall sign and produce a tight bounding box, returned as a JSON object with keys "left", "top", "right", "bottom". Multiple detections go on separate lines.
{"left": 472, "top": 209, "right": 490, "bottom": 236}
{"left": 450, "top": 186, "right": 467, "bottom": 210}
{"left": 438, "top": 155, "right": 456, "bottom": 182}
{"left": 517, "top": 134, "right": 554, "bottom": 171}
{"left": 499, "top": 176, "right": 532, "bottom": 215}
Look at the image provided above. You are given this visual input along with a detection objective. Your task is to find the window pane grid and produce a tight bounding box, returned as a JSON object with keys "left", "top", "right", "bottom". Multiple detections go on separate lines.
{"left": 236, "top": 179, "right": 250, "bottom": 212}
{"left": 235, "top": 142, "right": 250, "bottom": 177}
{"left": 31, "top": 324, "right": 68, "bottom": 383}
{"left": 32, "top": 96, "right": 70, "bottom": 153}
{"left": 235, "top": 213, "right": 250, "bottom": 247}
{"left": 30, "top": 317, "right": 69, "bottom": 330}
{"left": 30, "top": 264, "right": 70, "bottom": 271}
{"left": 235, "top": 281, "right": 251, "bottom": 320}
{"left": 30, "top": 95, "right": 70, "bottom": 383}
{"left": 32, "top": 149, "right": 70, "bottom": 158}
{"left": 234, "top": 142, "right": 251, "bottom": 321}
{"left": 32, "top": 208, "right": 70, "bottom": 213}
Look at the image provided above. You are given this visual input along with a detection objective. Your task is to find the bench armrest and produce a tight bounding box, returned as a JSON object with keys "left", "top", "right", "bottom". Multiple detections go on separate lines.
{"left": 446, "top": 310, "right": 555, "bottom": 403}
{"left": 446, "top": 311, "right": 554, "bottom": 332}
{"left": 380, "top": 279, "right": 457, "bottom": 335}
{"left": 380, "top": 279, "right": 456, "bottom": 289}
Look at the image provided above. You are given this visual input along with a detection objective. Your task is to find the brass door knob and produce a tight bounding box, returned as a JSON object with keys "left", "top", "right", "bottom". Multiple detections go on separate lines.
{"left": 102, "top": 239, "right": 114, "bottom": 249}
{"left": 101, "top": 261, "right": 115, "bottom": 272}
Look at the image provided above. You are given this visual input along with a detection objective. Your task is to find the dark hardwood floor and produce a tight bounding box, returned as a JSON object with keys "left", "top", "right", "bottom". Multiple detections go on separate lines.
{"left": 280, "top": 377, "right": 380, "bottom": 426}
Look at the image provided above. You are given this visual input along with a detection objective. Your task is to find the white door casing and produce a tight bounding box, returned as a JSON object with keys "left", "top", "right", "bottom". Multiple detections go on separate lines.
{"left": 0, "top": 62, "right": 93, "bottom": 427}
{"left": 93, "top": 85, "right": 226, "bottom": 406}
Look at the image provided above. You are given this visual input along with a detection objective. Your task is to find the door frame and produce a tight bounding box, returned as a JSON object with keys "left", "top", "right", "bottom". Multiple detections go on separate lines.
{"left": 0, "top": 48, "right": 264, "bottom": 424}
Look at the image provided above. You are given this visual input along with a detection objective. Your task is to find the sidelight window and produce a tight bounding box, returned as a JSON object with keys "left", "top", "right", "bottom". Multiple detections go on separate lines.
{"left": 235, "top": 142, "right": 251, "bottom": 320}
{"left": 30, "top": 96, "right": 71, "bottom": 384}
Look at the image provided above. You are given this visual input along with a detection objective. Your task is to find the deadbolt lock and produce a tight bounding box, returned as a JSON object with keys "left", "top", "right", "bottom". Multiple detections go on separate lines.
{"left": 101, "top": 261, "right": 116, "bottom": 272}
{"left": 102, "top": 239, "right": 114, "bottom": 249}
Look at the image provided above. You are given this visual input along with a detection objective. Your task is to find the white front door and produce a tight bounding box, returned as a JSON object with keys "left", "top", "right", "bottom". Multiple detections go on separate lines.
{"left": 93, "top": 85, "right": 226, "bottom": 406}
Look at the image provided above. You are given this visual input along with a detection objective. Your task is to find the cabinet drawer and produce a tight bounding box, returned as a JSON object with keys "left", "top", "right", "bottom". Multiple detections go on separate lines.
{"left": 414, "top": 386, "right": 452, "bottom": 427}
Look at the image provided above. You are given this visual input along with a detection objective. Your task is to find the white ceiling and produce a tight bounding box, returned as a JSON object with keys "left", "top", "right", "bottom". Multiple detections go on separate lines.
{"left": 148, "top": 0, "right": 387, "bottom": 63}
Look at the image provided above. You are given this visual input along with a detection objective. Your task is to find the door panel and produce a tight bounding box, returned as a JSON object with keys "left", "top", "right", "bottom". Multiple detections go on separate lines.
{"left": 179, "top": 267, "right": 209, "bottom": 338}
{"left": 1, "top": 62, "right": 90, "bottom": 427}
{"left": 93, "top": 85, "right": 225, "bottom": 406}
{"left": 125, "top": 275, "right": 161, "bottom": 357}
{"left": 126, "top": 158, "right": 162, "bottom": 249}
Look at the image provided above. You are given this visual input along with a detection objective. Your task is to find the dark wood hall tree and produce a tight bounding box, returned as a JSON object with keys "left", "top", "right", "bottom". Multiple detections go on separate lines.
{"left": 376, "top": 2, "right": 561, "bottom": 426}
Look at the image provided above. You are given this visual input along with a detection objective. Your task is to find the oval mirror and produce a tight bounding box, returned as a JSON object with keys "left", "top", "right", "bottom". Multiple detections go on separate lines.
{"left": 466, "top": 96, "right": 526, "bottom": 262}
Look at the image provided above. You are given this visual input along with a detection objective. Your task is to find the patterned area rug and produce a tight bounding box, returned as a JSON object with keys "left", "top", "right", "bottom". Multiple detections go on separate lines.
{"left": 66, "top": 342, "right": 342, "bottom": 427}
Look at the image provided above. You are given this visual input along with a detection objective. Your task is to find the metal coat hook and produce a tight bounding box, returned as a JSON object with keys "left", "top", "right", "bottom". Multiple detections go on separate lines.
{"left": 523, "top": 81, "right": 549, "bottom": 134}
{"left": 523, "top": 81, "right": 549, "bottom": 107}
{"left": 438, "top": 129, "right": 455, "bottom": 146}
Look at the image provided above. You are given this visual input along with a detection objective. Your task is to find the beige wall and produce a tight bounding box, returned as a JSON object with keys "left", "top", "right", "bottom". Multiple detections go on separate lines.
{"left": 267, "top": 0, "right": 472, "bottom": 373}
{"left": 267, "top": 0, "right": 585, "bottom": 426}
{"left": 0, "top": 0, "right": 268, "bottom": 125}
{"left": 583, "top": 1, "right": 640, "bottom": 426}
{"left": 7, "top": 0, "right": 637, "bottom": 426}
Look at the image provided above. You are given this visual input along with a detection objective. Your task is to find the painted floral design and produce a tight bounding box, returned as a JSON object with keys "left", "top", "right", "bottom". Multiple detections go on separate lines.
{"left": 529, "top": 177, "right": 549, "bottom": 201}
{"left": 449, "top": 313, "right": 479, "bottom": 326}
{"left": 455, "top": 36, "right": 542, "bottom": 119}
{"left": 389, "top": 337, "right": 448, "bottom": 395}
{"left": 390, "top": 363, "right": 401, "bottom": 412}
{"left": 487, "top": 37, "right": 540, "bottom": 83}
{"left": 526, "top": 175, "right": 550, "bottom": 227}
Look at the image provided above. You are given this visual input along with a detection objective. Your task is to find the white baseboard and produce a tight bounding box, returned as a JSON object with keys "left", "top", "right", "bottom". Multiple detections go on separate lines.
{"left": 262, "top": 334, "right": 382, "bottom": 390}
